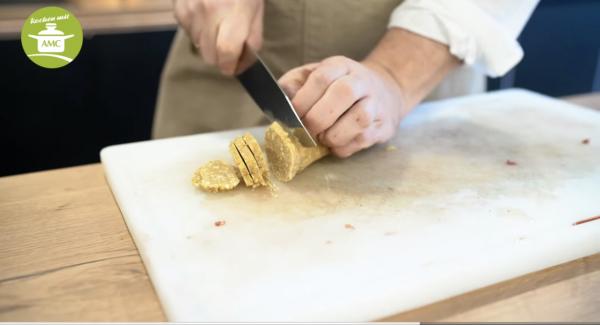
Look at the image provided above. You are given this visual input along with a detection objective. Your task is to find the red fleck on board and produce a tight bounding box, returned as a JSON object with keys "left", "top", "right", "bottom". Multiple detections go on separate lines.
{"left": 344, "top": 224, "right": 355, "bottom": 230}
{"left": 573, "top": 215, "right": 600, "bottom": 226}
{"left": 581, "top": 138, "right": 590, "bottom": 145}
{"left": 214, "top": 220, "right": 226, "bottom": 227}
{"left": 505, "top": 160, "right": 517, "bottom": 166}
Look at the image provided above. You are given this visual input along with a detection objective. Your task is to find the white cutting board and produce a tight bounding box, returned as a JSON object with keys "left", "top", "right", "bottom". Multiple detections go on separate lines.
{"left": 101, "top": 89, "right": 600, "bottom": 322}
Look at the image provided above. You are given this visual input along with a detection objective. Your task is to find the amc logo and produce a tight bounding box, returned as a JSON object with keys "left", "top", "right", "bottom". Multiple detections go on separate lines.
{"left": 28, "top": 23, "right": 74, "bottom": 53}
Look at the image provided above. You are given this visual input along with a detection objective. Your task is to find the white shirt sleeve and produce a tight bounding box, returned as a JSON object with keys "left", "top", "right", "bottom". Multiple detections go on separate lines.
{"left": 388, "top": 0, "right": 539, "bottom": 77}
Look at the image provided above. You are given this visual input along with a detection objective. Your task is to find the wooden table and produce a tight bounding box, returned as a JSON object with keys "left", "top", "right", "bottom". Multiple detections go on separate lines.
{"left": 1, "top": 94, "right": 599, "bottom": 322}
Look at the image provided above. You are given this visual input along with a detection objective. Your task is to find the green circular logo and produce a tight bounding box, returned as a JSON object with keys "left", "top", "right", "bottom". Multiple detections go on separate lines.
{"left": 21, "top": 6, "right": 83, "bottom": 69}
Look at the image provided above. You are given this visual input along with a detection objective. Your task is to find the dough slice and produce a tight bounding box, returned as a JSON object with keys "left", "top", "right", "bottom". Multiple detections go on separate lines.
{"left": 242, "top": 133, "right": 270, "bottom": 184}
{"left": 192, "top": 160, "right": 240, "bottom": 192}
{"left": 234, "top": 137, "right": 265, "bottom": 188}
{"left": 229, "top": 140, "right": 254, "bottom": 187}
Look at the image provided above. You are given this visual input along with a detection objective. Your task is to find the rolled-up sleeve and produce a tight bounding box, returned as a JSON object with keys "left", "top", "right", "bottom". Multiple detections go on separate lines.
{"left": 388, "top": 0, "right": 539, "bottom": 77}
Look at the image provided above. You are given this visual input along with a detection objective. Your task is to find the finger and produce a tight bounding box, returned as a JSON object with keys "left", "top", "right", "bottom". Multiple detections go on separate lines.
{"left": 330, "top": 128, "right": 377, "bottom": 158}
{"left": 188, "top": 1, "right": 205, "bottom": 48}
{"left": 321, "top": 98, "right": 372, "bottom": 147}
{"left": 216, "top": 13, "right": 252, "bottom": 75}
{"left": 199, "top": 15, "right": 222, "bottom": 65}
{"left": 190, "top": 14, "right": 209, "bottom": 60}
{"left": 302, "top": 73, "right": 367, "bottom": 136}
{"left": 195, "top": 1, "right": 229, "bottom": 65}
{"left": 317, "top": 132, "right": 326, "bottom": 144}
{"left": 173, "top": 0, "right": 192, "bottom": 31}
{"left": 292, "top": 62, "right": 350, "bottom": 118}
{"left": 278, "top": 63, "right": 318, "bottom": 98}
{"left": 247, "top": 1, "right": 264, "bottom": 51}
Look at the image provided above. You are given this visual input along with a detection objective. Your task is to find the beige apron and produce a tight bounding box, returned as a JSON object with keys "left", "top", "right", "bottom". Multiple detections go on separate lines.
{"left": 152, "top": 0, "right": 485, "bottom": 139}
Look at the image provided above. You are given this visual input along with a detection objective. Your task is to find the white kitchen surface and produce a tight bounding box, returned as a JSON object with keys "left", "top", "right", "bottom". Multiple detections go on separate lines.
{"left": 101, "top": 89, "right": 600, "bottom": 322}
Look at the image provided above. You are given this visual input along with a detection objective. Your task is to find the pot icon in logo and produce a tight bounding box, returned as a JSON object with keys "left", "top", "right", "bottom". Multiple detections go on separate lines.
{"left": 21, "top": 6, "right": 83, "bottom": 68}
{"left": 28, "top": 23, "right": 73, "bottom": 53}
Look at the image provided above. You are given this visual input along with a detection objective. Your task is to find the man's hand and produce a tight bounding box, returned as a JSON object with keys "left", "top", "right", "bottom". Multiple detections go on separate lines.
{"left": 173, "top": 0, "right": 264, "bottom": 75}
{"left": 279, "top": 28, "right": 460, "bottom": 157}
{"left": 279, "top": 57, "right": 406, "bottom": 158}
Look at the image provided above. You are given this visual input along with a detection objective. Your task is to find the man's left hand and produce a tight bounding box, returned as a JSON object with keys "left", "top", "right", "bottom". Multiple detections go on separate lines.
{"left": 278, "top": 56, "right": 406, "bottom": 158}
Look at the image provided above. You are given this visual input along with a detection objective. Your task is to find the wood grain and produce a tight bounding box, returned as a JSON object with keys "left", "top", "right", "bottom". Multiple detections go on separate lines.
{"left": 384, "top": 254, "right": 600, "bottom": 322}
{"left": 0, "top": 94, "right": 598, "bottom": 321}
{"left": 0, "top": 165, "right": 165, "bottom": 321}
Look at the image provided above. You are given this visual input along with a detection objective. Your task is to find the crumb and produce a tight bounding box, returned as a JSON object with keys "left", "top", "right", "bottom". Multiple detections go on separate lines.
{"left": 384, "top": 231, "right": 397, "bottom": 236}
{"left": 325, "top": 240, "right": 332, "bottom": 245}
{"left": 214, "top": 220, "right": 226, "bottom": 227}
{"left": 505, "top": 160, "right": 517, "bottom": 166}
{"left": 581, "top": 138, "right": 590, "bottom": 145}
{"left": 344, "top": 224, "right": 355, "bottom": 230}
{"left": 385, "top": 145, "right": 397, "bottom": 152}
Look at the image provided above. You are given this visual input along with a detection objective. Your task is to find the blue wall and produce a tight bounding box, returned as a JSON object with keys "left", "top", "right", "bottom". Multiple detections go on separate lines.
{"left": 488, "top": 0, "right": 600, "bottom": 95}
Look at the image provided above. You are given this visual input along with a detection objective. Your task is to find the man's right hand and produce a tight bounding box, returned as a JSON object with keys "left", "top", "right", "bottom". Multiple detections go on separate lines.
{"left": 173, "top": 0, "right": 264, "bottom": 75}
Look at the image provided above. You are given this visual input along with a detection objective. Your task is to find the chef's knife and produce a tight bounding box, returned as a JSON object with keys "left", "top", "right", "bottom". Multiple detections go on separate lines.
{"left": 236, "top": 45, "right": 317, "bottom": 147}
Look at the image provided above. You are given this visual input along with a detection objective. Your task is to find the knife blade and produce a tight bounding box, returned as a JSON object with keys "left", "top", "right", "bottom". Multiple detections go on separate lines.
{"left": 236, "top": 45, "right": 317, "bottom": 147}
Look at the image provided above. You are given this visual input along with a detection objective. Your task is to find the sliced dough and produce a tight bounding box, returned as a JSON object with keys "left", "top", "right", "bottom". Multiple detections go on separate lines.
{"left": 234, "top": 137, "right": 265, "bottom": 188}
{"left": 229, "top": 140, "right": 254, "bottom": 187}
{"left": 192, "top": 160, "right": 240, "bottom": 192}
{"left": 242, "top": 133, "right": 270, "bottom": 184}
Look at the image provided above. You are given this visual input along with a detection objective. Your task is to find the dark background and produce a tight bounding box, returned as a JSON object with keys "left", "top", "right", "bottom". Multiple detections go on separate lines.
{"left": 1, "top": 0, "right": 599, "bottom": 177}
